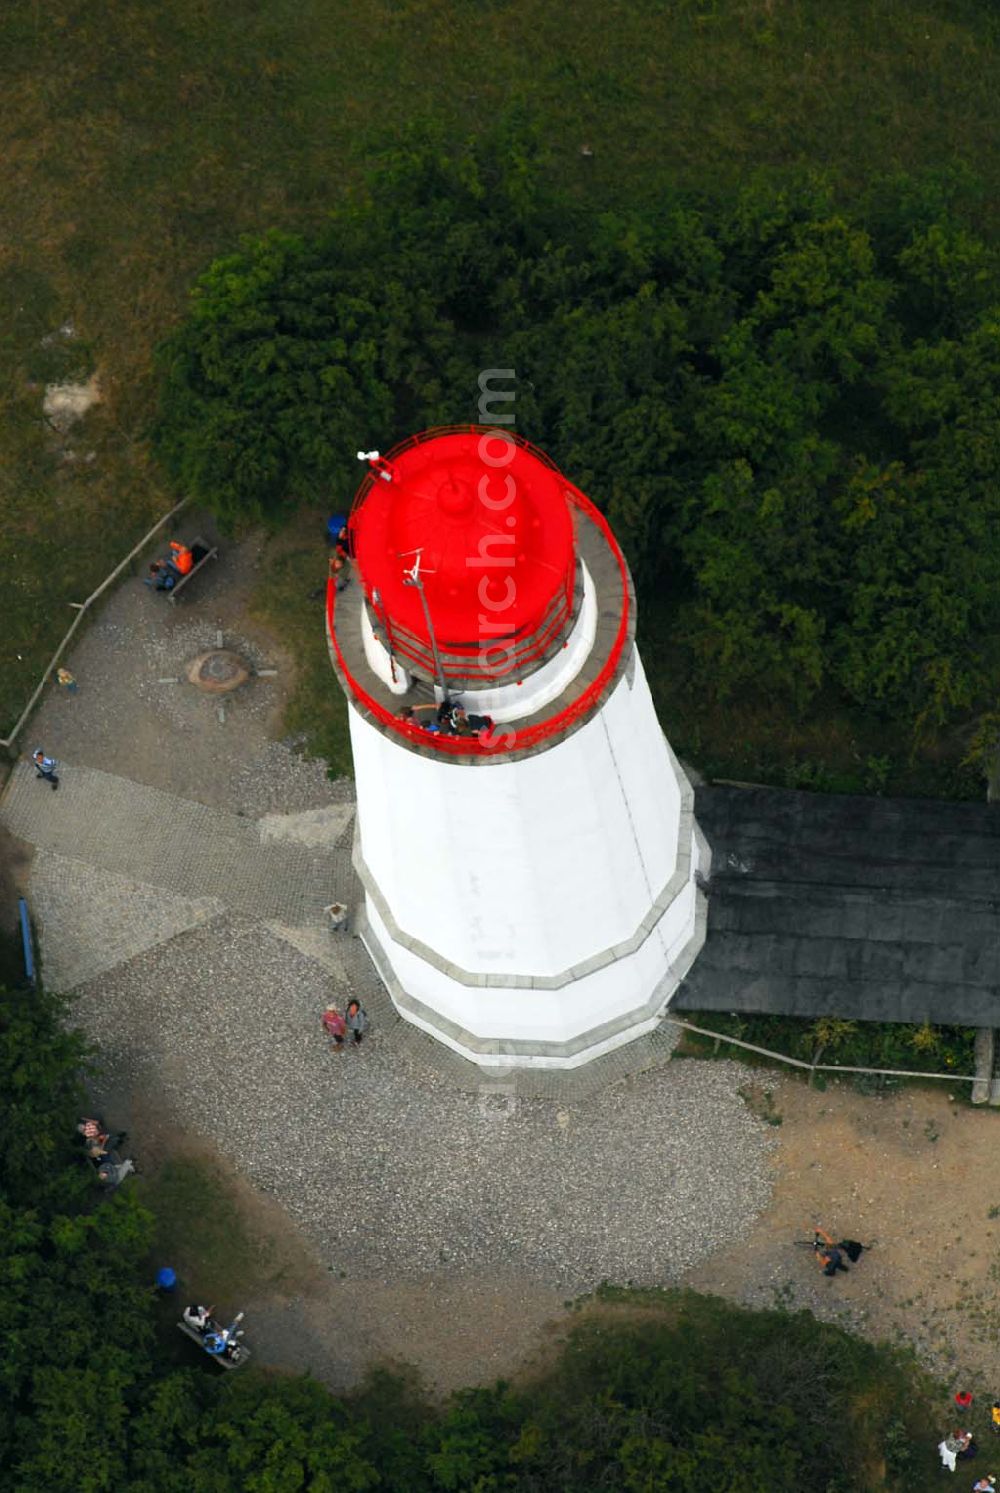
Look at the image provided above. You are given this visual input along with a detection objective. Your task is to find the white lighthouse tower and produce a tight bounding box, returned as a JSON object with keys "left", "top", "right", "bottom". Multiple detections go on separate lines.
{"left": 327, "top": 427, "right": 709, "bottom": 1069}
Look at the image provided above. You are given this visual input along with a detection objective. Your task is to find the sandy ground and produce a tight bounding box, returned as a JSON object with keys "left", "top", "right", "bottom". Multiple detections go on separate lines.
{"left": 684, "top": 1073, "right": 1000, "bottom": 1417}
{"left": 125, "top": 1079, "right": 567, "bottom": 1397}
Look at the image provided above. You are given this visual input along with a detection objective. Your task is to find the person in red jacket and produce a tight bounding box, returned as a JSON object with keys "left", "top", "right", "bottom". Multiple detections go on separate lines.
{"left": 169, "top": 540, "right": 194, "bottom": 575}
{"left": 322, "top": 1005, "right": 347, "bottom": 1052}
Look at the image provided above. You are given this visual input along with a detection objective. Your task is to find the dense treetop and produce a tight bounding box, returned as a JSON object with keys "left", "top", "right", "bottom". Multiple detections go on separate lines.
{"left": 156, "top": 136, "right": 1000, "bottom": 737}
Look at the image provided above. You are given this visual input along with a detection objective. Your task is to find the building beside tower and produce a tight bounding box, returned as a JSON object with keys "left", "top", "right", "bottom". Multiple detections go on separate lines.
{"left": 326, "top": 426, "right": 709, "bottom": 1069}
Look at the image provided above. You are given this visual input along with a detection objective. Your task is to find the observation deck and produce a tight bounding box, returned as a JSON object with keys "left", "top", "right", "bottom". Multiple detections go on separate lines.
{"left": 326, "top": 482, "right": 636, "bottom": 764}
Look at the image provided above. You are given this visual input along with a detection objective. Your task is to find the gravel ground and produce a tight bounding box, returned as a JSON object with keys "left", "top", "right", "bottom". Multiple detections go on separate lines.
{"left": 75, "top": 913, "right": 776, "bottom": 1293}
{"left": 15, "top": 527, "right": 779, "bottom": 1376}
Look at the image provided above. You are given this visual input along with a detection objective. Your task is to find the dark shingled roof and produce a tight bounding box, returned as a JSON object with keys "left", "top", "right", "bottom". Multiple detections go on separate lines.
{"left": 674, "top": 786, "right": 1000, "bottom": 1027}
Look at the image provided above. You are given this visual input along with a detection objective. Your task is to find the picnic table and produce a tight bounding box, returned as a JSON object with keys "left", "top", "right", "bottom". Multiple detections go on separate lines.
{"left": 176, "top": 1317, "right": 251, "bottom": 1369}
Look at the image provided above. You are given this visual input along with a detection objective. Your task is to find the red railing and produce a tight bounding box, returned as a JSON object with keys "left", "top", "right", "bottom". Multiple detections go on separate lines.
{"left": 348, "top": 426, "right": 576, "bottom": 685}
{"left": 368, "top": 578, "right": 575, "bottom": 685}
{"left": 327, "top": 480, "right": 632, "bottom": 758}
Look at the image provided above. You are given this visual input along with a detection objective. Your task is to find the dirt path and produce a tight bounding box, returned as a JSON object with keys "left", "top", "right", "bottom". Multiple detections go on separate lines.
{"left": 682, "top": 1072, "right": 1000, "bottom": 1406}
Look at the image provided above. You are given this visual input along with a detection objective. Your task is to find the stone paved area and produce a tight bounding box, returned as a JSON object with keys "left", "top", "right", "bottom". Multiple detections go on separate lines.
{"left": 72, "top": 912, "right": 776, "bottom": 1296}
{"left": 2, "top": 745, "right": 776, "bottom": 1307}
{"left": 23, "top": 525, "right": 343, "bottom": 815}
{"left": 4, "top": 530, "right": 702, "bottom": 1098}
{"left": 2, "top": 762, "right": 352, "bottom": 929}
{"left": 27, "top": 850, "right": 224, "bottom": 993}
{"left": 0, "top": 538, "right": 779, "bottom": 1387}
{"left": 1, "top": 755, "right": 690, "bottom": 1100}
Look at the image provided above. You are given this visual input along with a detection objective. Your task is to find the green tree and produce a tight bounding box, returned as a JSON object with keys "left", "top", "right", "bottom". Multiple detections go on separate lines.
{"left": 155, "top": 141, "right": 1000, "bottom": 752}
{"left": 181, "top": 1375, "right": 381, "bottom": 1492}
{"left": 0, "top": 985, "right": 156, "bottom": 1491}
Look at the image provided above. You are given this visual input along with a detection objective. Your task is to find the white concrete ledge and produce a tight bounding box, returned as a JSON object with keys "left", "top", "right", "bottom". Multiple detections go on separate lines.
{"left": 356, "top": 882, "right": 710, "bottom": 1069}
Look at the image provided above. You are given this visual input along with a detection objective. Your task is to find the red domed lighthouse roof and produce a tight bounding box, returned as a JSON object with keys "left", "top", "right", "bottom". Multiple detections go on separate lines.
{"left": 350, "top": 430, "right": 576, "bottom": 670}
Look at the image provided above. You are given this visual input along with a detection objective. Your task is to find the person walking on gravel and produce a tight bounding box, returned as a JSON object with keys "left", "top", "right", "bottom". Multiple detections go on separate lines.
{"left": 322, "top": 1004, "right": 347, "bottom": 1052}
{"left": 32, "top": 749, "right": 59, "bottom": 790}
{"left": 346, "top": 1000, "right": 368, "bottom": 1046}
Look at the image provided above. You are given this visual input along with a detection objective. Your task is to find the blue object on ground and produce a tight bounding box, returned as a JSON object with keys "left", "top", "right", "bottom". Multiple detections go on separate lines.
{"left": 18, "top": 898, "right": 35, "bottom": 987}
{"left": 156, "top": 1267, "right": 177, "bottom": 1291}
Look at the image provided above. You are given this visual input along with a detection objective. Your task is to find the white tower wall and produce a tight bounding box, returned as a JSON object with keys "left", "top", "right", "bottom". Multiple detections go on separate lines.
{"left": 349, "top": 651, "right": 709, "bottom": 1067}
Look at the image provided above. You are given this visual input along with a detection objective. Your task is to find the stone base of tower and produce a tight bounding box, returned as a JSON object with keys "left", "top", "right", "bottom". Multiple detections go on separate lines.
{"left": 353, "top": 814, "right": 711, "bottom": 1072}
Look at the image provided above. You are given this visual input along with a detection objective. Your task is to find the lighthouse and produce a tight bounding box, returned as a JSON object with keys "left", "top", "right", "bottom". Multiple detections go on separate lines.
{"left": 326, "top": 427, "right": 709, "bottom": 1069}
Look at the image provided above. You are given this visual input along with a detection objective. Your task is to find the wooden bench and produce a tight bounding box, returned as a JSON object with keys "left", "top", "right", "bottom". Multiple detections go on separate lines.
{"left": 167, "top": 536, "right": 219, "bottom": 604}
{"left": 176, "top": 1319, "right": 251, "bottom": 1368}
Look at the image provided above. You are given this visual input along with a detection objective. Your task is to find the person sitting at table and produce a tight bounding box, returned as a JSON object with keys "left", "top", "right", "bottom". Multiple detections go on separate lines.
{"left": 452, "top": 706, "right": 495, "bottom": 738}
{"left": 183, "top": 1303, "right": 215, "bottom": 1335}
{"left": 399, "top": 704, "right": 444, "bottom": 734}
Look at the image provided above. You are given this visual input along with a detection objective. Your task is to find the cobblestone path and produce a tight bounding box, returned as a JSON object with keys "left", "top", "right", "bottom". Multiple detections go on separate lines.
{"left": 1, "top": 760, "right": 352, "bottom": 923}
{"left": 0, "top": 760, "right": 355, "bottom": 989}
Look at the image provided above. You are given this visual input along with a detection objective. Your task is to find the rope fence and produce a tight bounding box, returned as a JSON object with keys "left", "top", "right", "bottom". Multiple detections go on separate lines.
{"left": 662, "top": 1016, "right": 980, "bottom": 1086}
{"left": 0, "top": 496, "right": 190, "bottom": 752}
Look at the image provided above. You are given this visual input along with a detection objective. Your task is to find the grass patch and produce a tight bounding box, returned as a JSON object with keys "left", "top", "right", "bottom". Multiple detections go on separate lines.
{"left": 676, "top": 1009, "right": 977, "bottom": 1081}
{"left": 138, "top": 1153, "right": 291, "bottom": 1305}
{"left": 520, "top": 1287, "right": 947, "bottom": 1489}
{"left": 737, "top": 1081, "right": 783, "bottom": 1126}
{"left": 252, "top": 511, "right": 352, "bottom": 777}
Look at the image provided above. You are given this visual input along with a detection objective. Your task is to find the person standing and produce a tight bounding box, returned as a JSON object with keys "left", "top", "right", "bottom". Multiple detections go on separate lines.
{"left": 346, "top": 1000, "right": 368, "bottom": 1046}
{"left": 56, "top": 668, "right": 78, "bottom": 693}
{"left": 956, "top": 1391, "right": 975, "bottom": 1419}
{"left": 329, "top": 548, "right": 352, "bottom": 592}
{"left": 322, "top": 1005, "right": 347, "bottom": 1052}
{"left": 991, "top": 1401, "right": 1000, "bottom": 1436}
{"left": 32, "top": 749, "right": 59, "bottom": 790}
{"left": 940, "top": 1430, "right": 974, "bottom": 1472}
